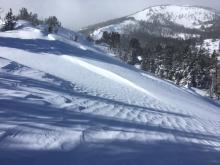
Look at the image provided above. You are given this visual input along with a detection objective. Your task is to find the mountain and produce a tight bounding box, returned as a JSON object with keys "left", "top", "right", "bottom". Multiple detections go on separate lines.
{"left": 80, "top": 5, "right": 220, "bottom": 94}
{"left": 0, "top": 20, "right": 220, "bottom": 165}
{"left": 81, "top": 5, "right": 220, "bottom": 40}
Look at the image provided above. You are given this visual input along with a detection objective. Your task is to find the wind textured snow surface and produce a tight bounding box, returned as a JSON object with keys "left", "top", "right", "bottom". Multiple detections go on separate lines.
{"left": 0, "top": 22, "right": 220, "bottom": 165}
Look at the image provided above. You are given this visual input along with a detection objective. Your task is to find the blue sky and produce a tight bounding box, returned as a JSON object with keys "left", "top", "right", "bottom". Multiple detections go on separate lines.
{"left": 0, "top": 0, "right": 220, "bottom": 30}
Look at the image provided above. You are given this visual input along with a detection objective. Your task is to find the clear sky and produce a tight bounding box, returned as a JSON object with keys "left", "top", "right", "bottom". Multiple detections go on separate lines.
{"left": 0, "top": 0, "right": 220, "bottom": 30}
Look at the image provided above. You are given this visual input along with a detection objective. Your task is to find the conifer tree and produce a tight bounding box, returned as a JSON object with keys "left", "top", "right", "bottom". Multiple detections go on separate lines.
{"left": 45, "top": 16, "right": 61, "bottom": 33}
{"left": 3, "top": 8, "right": 16, "bottom": 31}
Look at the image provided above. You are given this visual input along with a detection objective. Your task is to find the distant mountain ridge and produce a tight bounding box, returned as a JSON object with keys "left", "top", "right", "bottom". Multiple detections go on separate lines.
{"left": 81, "top": 5, "right": 220, "bottom": 40}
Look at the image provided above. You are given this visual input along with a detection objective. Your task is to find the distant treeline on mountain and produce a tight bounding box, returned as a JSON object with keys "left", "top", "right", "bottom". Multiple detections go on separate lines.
{"left": 98, "top": 31, "right": 218, "bottom": 94}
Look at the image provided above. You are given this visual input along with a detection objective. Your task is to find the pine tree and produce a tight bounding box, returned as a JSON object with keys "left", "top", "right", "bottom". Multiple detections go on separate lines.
{"left": 3, "top": 8, "right": 16, "bottom": 31}
{"left": 17, "top": 8, "right": 41, "bottom": 26}
{"left": 17, "top": 8, "right": 29, "bottom": 20}
{"left": 45, "top": 16, "right": 61, "bottom": 33}
{"left": 128, "top": 38, "right": 142, "bottom": 65}
{"left": 129, "top": 38, "right": 141, "bottom": 50}
{"left": 100, "top": 31, "right": 120, "bottom": 50}
{"left": 74, "top": 35, "right": 78, "bottom": 42}
{"left": 110, "top": 32, "right": 120, "bottom": 49}
{"left": 209, "top": 50, "right": 219, "bottom": 97}
{"left": 102, "top": 31, "right": 110, "bottom": 43}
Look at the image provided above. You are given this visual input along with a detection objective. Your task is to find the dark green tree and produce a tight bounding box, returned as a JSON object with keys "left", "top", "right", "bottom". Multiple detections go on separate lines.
{"left": 128, "top": 38, "right": 142, "bottom": 65}
{"left": 102, "top": 31, "right": 110, "bottom": 43}
{"left": 45, "top": 16, "right": 61, "bottom": 33}
{"left": 3, "top": 8, "right": 16, "bottom": 31}
{"left": 17, "top": 8, "right": 40, "bottom": 26}
{"left": 110, "top": 32, "right": 120, "bottom": 49}
{"left": 17, "top": 8, "right": 29, "bottom": 20}
{"left": 100, "top": 31, "right": 120, "bottom": 50}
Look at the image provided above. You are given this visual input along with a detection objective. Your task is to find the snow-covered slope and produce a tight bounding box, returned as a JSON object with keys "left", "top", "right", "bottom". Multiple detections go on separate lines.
{"left": 200, "top": 39, "right": 220, "bottom": 54}
{"left": 88, "top": 5, "right": 219, "bottom": 40}
{"left": 0, "top": 22, "right": 220, "bottom": 165}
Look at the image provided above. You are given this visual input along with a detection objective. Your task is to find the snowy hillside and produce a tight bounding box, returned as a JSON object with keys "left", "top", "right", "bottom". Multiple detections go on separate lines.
{"left": 87, "top": 5, "right": 219, "bottom": 40}
{"left": 130, "top": 5, "right": 217, "bottom": 29}
{"left": 0, "top": 22, "right": 220, "bottom": 165}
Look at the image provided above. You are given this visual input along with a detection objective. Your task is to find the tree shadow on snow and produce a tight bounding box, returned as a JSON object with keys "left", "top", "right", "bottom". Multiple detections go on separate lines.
{"left": 0, "top": 96, "right": 220, "bottom": 165}
{"left": 0, "top": 139, "right": 220, "bottom": 165}
{"left": 0, "top": 72, "right": 192, "bottom": 119}
{"left": 1, "top": 69, "right": 220, "bottom": 165}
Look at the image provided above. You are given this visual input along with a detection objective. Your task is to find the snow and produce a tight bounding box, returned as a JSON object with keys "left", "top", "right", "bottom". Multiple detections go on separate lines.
{"left": 14, "top": 20, "right": 33, "bottom": 29}
{"left": 0, "top": 26, "right": 45, "bottom": 40}
{"left": 137, "top": 56, "right": 142, "bottom": 61}
{"left": 201, "top": 39, "right": 220, "bottom": 54}
{"left": 62, "top": 55, "right": 156, "bottom": 98}
{"left": 0, "top": 21, "right": 220, "bottom": 165}
{"left": 170, "top": 33, "right": 200, "bottom": 40}
{"left": 0, "top": 58, "right": 11, "bottom": 68}
{"left": 0, "top": 19, "right": 4, "bottom": 29}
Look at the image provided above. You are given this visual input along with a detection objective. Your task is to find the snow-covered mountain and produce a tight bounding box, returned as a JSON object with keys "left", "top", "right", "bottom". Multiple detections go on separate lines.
{"left": 83, "top": 5, "right": 220, "bottom": 40}
{"left": 130, "top": 5, "right": 217, "bottom": 29}
{"left": 0, "top": 21, "right": 220, "bottom": 165}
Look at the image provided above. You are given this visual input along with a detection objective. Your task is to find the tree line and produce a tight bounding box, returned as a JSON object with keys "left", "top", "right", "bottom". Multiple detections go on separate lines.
{"left": 98, "top": 31, "right": 219, "bottom": 97}
{"left": 1, "top": 8, "right": 61, "bottom": 33}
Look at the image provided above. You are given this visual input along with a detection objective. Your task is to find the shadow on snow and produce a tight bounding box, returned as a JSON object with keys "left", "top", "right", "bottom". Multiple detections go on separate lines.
{"left": 0, "top": 37, "right": 133, "bottom": 70}
{"left": 0, "top": 72, "right": 220, "bottom": 165}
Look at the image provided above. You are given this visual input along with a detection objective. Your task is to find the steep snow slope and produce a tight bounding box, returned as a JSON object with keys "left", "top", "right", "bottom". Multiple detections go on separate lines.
{"left": 89, "top": 5, "right": 219, "bottom": 40}
{"left": 0, "top": 23, "right": 220, "bottom": 165}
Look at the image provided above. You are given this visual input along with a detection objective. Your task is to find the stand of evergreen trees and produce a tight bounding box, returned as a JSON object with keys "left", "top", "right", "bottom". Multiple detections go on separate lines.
{"left": 99, "top": 31, "right": 219, "bottom": 93}
{"left": 2, "top": 8, "right": 16, "bottom": 31}
{"left": 1, "top": 8, "right": 61, "bottom": 33}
